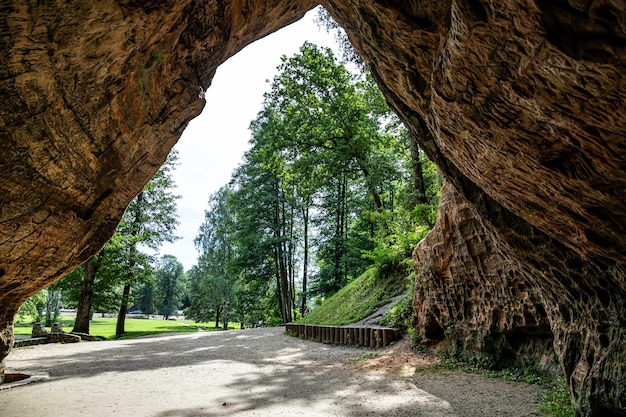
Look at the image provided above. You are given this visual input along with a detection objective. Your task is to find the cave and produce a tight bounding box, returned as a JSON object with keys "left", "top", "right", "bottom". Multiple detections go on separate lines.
{"left": 0, "top": 1, "right": 624, "bottom": 416}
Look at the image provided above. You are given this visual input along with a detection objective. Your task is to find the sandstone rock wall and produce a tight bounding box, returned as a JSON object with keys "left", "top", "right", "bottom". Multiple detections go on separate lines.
{"left": 320, "top": 2, "right": 625, "bottom": 415}
{"left": 0, "top": 1, "right": 624, "bottom": 415}
{"left": 413, "top": 183, "right": 556, "bottom": 370}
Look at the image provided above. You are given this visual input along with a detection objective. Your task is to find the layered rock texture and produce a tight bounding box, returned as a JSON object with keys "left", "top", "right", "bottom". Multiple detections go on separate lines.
{"left": 0, "top": 1, "right": 624, "bottom": 416}
{"left": 413, "top": 183, "right": 557, "bottom": 370}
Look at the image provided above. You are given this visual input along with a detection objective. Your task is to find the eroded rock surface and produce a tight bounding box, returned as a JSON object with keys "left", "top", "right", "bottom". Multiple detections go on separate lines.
{"left": 0, "top": 1, "right": 624, "bottom": 415}
{"left": 413, "top": 183, "right": 557, "bottom": 371}
{"left": 321, "top": 2, "right": 625, "bottom": 415}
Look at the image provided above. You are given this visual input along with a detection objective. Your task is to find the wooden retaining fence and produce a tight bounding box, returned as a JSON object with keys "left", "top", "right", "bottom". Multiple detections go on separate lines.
{"left": 285, "top": 323, "right": 400, "bottom": 347}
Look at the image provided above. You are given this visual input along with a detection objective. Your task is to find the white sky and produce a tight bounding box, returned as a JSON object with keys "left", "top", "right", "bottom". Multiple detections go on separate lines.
{"left": 157, "top": 8, "right": 339, "bottom": 270}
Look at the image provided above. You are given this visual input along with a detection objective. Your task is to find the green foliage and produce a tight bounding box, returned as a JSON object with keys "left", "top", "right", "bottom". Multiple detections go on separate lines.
{"left": 43, "top": 287, "right": 62, "bottom": 326}
{"left": 118, "top": 150, "right": 180, "bottom": 253}
{"left": 113, "top": 150, "right": 181, "bottom": 336}
{"left": 154, "top": 255, "right": 186, "bottom": 318}
{"left": 363, "top": 206, "right": 431, "bottom": 270}
{"left": 189, "top": 187, "right": 242, "bottom": 326}
{"left": 53, "top": 243, "right": 127, "bottom": 315}
{"left": 134, "top": 281, "right": 156, "bottom": 315}
{"left": 297, "top": 266, "right": 405, "bottom": 326}
{"left": 16, "top": 291, "right": 47, "bottom": 322}
{"left": 539, "top": 377, "right": 575, "bottom": 417}
{"left": 189, "top": 41, "right": 441, "bottom": 328}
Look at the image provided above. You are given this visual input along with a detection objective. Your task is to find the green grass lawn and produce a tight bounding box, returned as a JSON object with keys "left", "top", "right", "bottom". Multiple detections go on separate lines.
{"left": 13, "top": 316, "right": 241, "bottom": 340}
{"left": 13, "top": 316, "right": 76, "bottom": 336}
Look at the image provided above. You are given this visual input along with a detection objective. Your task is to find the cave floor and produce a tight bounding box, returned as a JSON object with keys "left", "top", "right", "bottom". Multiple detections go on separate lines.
{"left": 1, "top": 327, "right": 544, "bottom": 416}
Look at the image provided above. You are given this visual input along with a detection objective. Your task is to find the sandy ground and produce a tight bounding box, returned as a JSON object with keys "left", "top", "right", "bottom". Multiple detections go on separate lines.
{"left": 1, "top": 327, "right": 545, "bottom": 417}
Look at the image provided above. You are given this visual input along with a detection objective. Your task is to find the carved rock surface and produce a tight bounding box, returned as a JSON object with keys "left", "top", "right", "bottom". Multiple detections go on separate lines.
{"left": 321, "top": 2, "right": 625, "bottom": 415}
{"left": 413, "top": 183, "right": 557, "bottom": 370}
{"left": 0, "top": 1, "right": 625, "bottom": 416}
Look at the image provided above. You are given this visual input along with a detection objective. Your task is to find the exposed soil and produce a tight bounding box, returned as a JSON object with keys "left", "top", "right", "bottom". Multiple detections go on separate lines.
{"left": 2, "top": 327, "right": 545, "bottom": 417}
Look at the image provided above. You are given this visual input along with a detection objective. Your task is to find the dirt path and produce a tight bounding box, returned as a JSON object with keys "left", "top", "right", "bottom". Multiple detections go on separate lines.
{"left": 1, "top": 327, "right": 545, "bottom": 417}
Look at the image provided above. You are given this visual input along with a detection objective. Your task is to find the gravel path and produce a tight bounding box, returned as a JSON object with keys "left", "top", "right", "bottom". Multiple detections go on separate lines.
{"left": 1, "top": 327, "right": 545, "bottom": 417}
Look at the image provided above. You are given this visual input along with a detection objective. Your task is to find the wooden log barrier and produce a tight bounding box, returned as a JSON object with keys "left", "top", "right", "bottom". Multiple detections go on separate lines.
{"left": 285, "top": 323, "right": 400, "bottom": 347}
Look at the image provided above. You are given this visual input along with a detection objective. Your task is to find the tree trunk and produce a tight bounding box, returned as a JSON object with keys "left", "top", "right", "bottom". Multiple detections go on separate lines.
{"left": 280, "top": 200, "right": 293, "bottom": 323}
{"left": 288, "top": 202, "right": 296, "bottom": 315}
{"left": 300, "top": 204, "right": 309, "bottom": 316}
{"left": 222, "top": 303, "right": 228, "bottom": 330}
{"left": 215, "top": 305, "right": 221, "bottom": 329}
{"left": 72, "top": 255, "right": 101, "bottom": 334}
{"left": 342, "top": 174, "right": 348, "bottom": 285}
{"left": 116, "top": 283, "right": 131, "bottom": 337}
{"left": 116, "top": 190, "right": 142, "bottom": 337}
{"left": 356, "top": 158, "right": 383, "bottom": 212}
{"left": 408, "top": 133, "right": 428, "bottom": 205}
{"left": 273, "top": 183, "right": 292, "bottom": 324}
{"left": 275, "top": 266, "right": 285, "bottom": 324}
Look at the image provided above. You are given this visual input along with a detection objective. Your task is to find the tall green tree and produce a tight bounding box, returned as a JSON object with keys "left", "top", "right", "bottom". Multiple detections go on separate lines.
{"left": 134, "top": 281, "right": 156, "bottom": 316}
{"left": 257, "top": 42, "right": 408, "bottom": 297}
{"left": 228, "top": 138, "right": 299, "bottom": 324}
{"left": 115, "top": 150, "right": 180, "bottom": 336}
{"left": 190, "top": 41, "right": 442, "bottom": 325}
{"left": 155, "top": 255, "right": 185, "bottom": 320}
{"left": 66, "top": 234, "right": 128, "bottom": 333}
{"left": 190, "top": 187, "right": 238, "bottom": 327}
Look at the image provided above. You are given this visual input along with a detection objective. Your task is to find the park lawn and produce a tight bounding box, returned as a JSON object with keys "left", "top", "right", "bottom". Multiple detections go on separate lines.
{"left": 14, "top": 316, "right": 243, "bottom": 339}
{"left": 13, "top": 317, "right": 197, "bottom": 339}
{"left": 13, "top": 315, "right": 76, "bottom": 336}
{"left": 92, "top": 318, "right": 198, "bottom": 339}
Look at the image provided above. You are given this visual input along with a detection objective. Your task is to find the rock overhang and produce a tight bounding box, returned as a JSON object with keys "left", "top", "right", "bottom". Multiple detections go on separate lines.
{"left": 0, "top": 1, "right": 624, "bottom": 415}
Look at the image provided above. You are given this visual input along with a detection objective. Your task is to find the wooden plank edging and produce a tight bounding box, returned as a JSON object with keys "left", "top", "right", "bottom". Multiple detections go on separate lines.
{"left": 285, "top": 323, "right": 400, "bottom": 347}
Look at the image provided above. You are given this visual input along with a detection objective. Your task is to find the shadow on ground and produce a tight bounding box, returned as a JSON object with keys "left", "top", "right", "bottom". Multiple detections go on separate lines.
{"left": 3, "top": 327, "right": 542, "bottom": 417}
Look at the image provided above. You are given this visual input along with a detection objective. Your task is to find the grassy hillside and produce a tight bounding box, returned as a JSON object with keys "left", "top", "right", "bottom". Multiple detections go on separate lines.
{"left": 297, "top": 264, "right": 410, "bottom": 326}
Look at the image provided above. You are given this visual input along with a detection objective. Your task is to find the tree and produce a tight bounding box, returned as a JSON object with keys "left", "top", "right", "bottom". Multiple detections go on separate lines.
{"left": 115, "top": 150, "right": 180, "bottom": 336}
{"left": 189, "top": 41, "right": 442, "bottom": 325}
{"left": 72, "top": 256, "right": 100, "bottom": 332}
{"left": 155, "top": 255, "right": 185, "bottom": 319}
{"left": 316, "top": 10, "right": 435, "bottom": 209}
{"left": 229, "top": 141, "right": 298, "bottom": 324}
{"left": 16, "top": 290, "right": 46, "bottom": 323}
{"left": 51, "top": 233, "right": 128, "bottom": 334}
{"left": 190, "top": 187, "right": 238, "bottom": 327}
{"left": 258, "top": 42, "right": 405, "bottom": 297}
{"left": 134, "top": 281, "right": 156, "bottom": 316}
